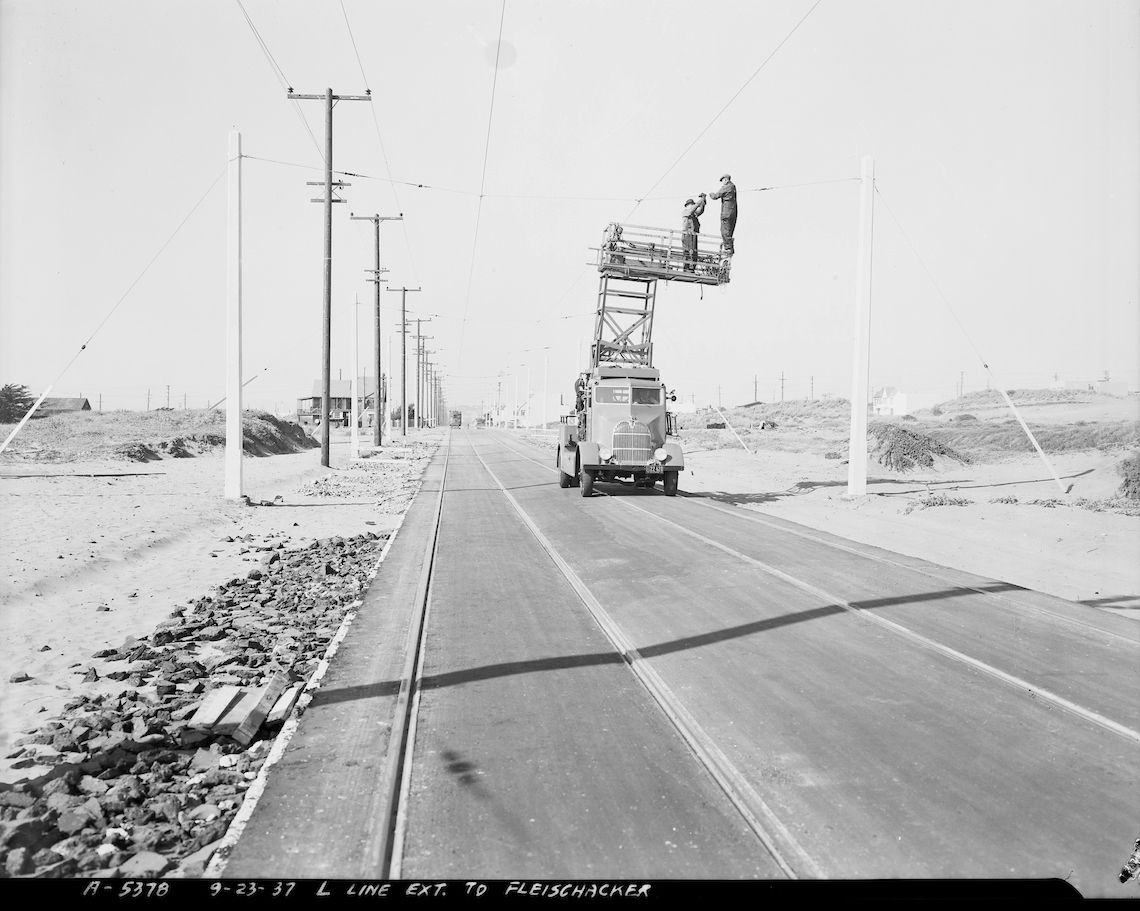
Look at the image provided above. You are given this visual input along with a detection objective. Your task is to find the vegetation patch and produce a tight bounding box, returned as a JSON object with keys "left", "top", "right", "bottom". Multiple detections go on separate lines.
{"left": 903, "top": 493, "right": 973, "bottom": 514}
{"left": 1118, "top": 450, "right": 1140, "bottom": 500}
{"left": 927, "top": 419, "right": 1139, "bottom": 456}
{"left": 989, "top": 495, "right": 1019, "bottom": 504}
{"left": 869, "top": 422, "right": 971, "bottom": 471}
{"left": 0, "top": 410, "right": 317, "bottom": 463}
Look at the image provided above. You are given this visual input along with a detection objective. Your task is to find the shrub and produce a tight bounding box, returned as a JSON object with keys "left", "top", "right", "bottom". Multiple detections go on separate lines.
{"left": 901, "top": 414, "right": 917, "bottom": 422}
{"left": 903, "top": 493, "right": 972, "bottom": 514}
{"left": 952, "top": 413, "right": 977, "bottom": 422}
{"left": 0, "top": 383, "right": 34, "bottom": 423}
{"left": 931, "top": 405, "right": 943, "bottom": 416}
{"left": 1119, "top": 451, "right": 1140, "bottom": 500}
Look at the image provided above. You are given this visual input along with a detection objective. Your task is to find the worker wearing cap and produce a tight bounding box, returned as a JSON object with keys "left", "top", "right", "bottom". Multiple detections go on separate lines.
{"left": 681, "top": 193, "right": 706, "bottom": 272}
{"left": 709, "top": 173, "right": 737, "bottom": 254}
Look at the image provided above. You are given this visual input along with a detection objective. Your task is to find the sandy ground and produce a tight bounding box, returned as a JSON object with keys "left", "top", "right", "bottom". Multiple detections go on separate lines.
{"left": 2, "top": 423, "right": 1137, "bottom": 787}
{"left": 0, "top": 429, "right": 442, "bottom": 782}
{"left": 680, "top": 446, "right": 1140, "bottom": 612}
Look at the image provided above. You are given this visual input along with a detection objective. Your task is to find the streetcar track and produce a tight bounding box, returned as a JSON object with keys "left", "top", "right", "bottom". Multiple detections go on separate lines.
{"left": 466, "top": 430, "right": 820, "bottom": 879}
{"left": 372, "top": 433, "right": 452, "bottom": 878}
{"left": 498, "top": 431, "right": 1136, "bottom": 645}
{"left": 488, "top": 431, "right": 1140, "bottom": 746}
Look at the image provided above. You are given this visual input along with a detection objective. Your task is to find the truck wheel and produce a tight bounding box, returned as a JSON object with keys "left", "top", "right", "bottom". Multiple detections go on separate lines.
{"left": 580, "top": 468, "right": 595, "bottom": 497}
{"left": 643, "top": 477, "right": 657, "bottom": 489}
{"left": 557, "top": 451, "right": 572, "bottom": 488}
{"left": 663, "top": 472, "right": 678, "bottom": 497}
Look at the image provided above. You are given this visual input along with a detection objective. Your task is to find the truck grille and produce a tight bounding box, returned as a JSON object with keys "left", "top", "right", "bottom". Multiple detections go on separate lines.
{"left": 613, "top": 420, "right": 652, "bottom": 463}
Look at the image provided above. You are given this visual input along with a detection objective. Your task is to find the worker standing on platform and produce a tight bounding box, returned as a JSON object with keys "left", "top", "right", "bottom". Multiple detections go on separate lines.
{"left": 709, "top": 173, "right": 737, "bottom": 254}
{"left": 681, "top": 193, "right": 706, "bottom": 272}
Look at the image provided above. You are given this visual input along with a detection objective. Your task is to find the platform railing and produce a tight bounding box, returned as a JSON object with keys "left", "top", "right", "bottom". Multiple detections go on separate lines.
{"left": 591, "top": 222, "right": 730, "bottom": 285}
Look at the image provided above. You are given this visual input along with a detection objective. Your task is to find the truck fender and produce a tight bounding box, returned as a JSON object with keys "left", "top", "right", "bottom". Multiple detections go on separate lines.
{"left": 558, "top": 424, "right": 574, "bottom": 448}
{"left": 577, "top": 440, "right": 601, "bottom": 469}
{"left": 661, "top": 441, "right": 684, "bottom": 471}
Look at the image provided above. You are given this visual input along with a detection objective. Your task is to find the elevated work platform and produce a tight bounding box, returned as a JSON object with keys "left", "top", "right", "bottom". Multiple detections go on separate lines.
{"left": 592, "top": 222, "right": 730, "bottom": 286}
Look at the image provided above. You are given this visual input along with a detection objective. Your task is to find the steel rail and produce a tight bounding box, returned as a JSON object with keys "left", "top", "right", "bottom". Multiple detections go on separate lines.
{"left": 466, "top": 430, "right": 821, "bottom": 879}
{"left": 493, "top": 431, "right": 1140, "bottom": 746}
{"left": 371, "top": 432, "right": 452, "bottom": 877}
{"left": 499, "top": 432, "right": 1135, "bottom": 644}
{"left": 684, "top": 496, "right": 1138, "bottom": 647}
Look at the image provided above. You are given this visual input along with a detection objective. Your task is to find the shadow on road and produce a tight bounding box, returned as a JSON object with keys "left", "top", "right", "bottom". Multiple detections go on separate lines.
{"left": 309, "top": 581, "right": 1024, "bottom": 708}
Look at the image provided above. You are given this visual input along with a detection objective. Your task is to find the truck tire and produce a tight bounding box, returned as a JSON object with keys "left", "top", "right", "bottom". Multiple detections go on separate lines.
{"left": 580, "top": 468, "right": 595, "bottom": 497}
{"left": 557, "top": 451, "right": 572, "bottom": 488}
{"left": 663, "top": 471, "right": 678, "bottom": 497}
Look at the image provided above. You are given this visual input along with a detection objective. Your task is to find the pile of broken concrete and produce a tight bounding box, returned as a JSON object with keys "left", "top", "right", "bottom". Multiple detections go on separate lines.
{"left": 1, "top": 531, "right": 388, "bottom": 879}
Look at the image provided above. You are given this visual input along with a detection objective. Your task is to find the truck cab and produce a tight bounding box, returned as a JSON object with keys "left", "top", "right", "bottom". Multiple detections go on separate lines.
{"left": 557, "top": 363, "right": 683, "bottom": 496}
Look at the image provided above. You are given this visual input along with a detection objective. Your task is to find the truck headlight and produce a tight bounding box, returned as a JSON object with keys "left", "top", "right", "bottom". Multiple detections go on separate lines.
{"left": 599, "top": 446, "right": 613, "bottom": 461}
{"left": 654, "top": 447, "right": 668, "bottom": 462}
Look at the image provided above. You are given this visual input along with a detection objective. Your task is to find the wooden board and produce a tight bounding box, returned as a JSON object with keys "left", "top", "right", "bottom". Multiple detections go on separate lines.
{"left": 187, "top": 686, "right": 243, "bottom": 729}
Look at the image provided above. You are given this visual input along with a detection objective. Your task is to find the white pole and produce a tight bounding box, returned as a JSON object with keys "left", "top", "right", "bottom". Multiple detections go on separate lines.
{"left": 225, "top": 131, "right": 243, "bottom": 499}
{"left": 543, "top": 355, "right": 548, "bottom": 431}
{"left": 0, "top": 386, "right": 53, "bottom": 454}
{"left": 350, "top": 294, "right": 360, "bottom": 458}
{"left": 387, "top": 334, "right": 392, "bottom": 437}
{"left": 846, "top": 156, "right": 874, "bottom": 497}
{"left": 526, "top": 366, "right": 531, "bottom": 428}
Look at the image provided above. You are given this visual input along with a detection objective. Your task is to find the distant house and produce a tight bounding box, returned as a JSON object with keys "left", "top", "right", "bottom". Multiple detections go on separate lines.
{"left": 1095, "top": 380, "right": 1129, "bottom": 397}
{"left": 36, "top": 397, "right": 91, "bottom": 417}
{"left": 296, "top": 378, "right": 382, "bottom": 428}
{"left": 872, "top": 387, "right": 908, "bottom": 416}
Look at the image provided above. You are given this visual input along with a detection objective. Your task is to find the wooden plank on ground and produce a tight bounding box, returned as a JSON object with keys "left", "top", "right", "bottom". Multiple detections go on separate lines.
{"left": 213, "top": 688, "right": 264, "bottom": 737}
{"left": 267, "top": 682, "right": 304, "bottom": 726}
{"left": 188, "top": 686, "right": 243, "bottom": 729}
{"left": 231, "top": 671, "right": 291, "bottom": 745}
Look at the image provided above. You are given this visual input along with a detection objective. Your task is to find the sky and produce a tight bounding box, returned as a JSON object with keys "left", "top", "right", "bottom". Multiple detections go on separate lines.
{"left": 1, "top": 0, "right": 1138, "bottom": 420}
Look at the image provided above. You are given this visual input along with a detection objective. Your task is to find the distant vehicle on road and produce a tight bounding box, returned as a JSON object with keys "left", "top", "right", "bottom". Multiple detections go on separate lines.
{"left": 449, "top": 410, "right": 462, "bottom": 428}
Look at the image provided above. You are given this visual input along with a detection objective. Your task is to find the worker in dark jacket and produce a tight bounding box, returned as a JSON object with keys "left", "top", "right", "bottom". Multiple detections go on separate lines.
{"left": 681, "top": 193, "right": 706, "bottom": 272}
{"left": 709, "top": 173, "right": 737, "bottom": 254}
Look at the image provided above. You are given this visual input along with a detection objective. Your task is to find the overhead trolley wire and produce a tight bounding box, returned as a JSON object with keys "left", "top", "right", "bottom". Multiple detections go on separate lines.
{"left": 457, "top": 0, "right": 508, "bottom": 366}
{"left": 624, "top": 0, "right": 823, "bottom": 222}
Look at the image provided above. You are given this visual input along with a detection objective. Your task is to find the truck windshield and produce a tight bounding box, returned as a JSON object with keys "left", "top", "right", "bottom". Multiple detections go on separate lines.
{"left": 594, "top": 387, "right": 629, "bottom": 403}
{"left": 632, "top": 387, "right": 661, "bottom": 404}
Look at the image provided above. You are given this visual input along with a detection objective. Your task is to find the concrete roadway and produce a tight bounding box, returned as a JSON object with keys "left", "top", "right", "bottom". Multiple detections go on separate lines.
{"left": 227, "top": 429, "right": 1138, "bottom": 894}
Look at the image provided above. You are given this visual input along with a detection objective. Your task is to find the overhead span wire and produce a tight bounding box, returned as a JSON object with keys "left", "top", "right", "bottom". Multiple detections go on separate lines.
{"left": 233, "top": 0, "right": 325, "bottom": 162}
{"left": 245, "top": 155, "right": 853, "bottom": 202}
{"left": 624, "top": 0, "right": 823, "bottom": 222}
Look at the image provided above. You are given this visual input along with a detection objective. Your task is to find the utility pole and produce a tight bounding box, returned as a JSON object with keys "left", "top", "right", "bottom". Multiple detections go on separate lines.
{"left": 99, "top": 394, "right": 102, "bottom": 412}
{"left": 183, "top": 393, "right": 187, "bottom": 409}
{"left": 147, "top": 389, "right": 150, "bottom": 411}
{"left": 166, "top": 385, "right": 170, "bottom": 409}
{"left": 414, "top": 320, "right": 432, "bottom": 429}
{"left": 781, "top": 372, "right": 785, "bottom": 401}
{"left": 351, "top": 212, "right": 400, "bottom": 447}
{"left": 386, "top": 288, "right": 421, "bottom": 436}
{"left": 810, "top": 376, "right": 814, "bottom": 400}
{"left": 847, "top": 155, "right": 875, "bottom": 497}
{"left": 754, "top": 375, "right": 757, "bottom": 402}
{"left": 959, "top": 371, "right": 964, "bottom": 398}
{"left": 288, "top": 87, "right": 371, "bottom": 467}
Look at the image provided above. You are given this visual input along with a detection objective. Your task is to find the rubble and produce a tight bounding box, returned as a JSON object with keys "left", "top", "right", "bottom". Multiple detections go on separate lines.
{"left": 0, "top": 530, "right": 389, "bottom": 879}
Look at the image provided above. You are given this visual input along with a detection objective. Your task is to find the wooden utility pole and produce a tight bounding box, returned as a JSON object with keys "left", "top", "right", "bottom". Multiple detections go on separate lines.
{"left": 413, "top": 320, "right": 432, "bottom": 429}
{"left": 351, "top": 294, "right": 360, "bottom": 458}
{"left": 387, "top": 288, "right": 421, "bottom": 436}
{"left": 351, "top": 212, "right": 400, "bottom": 447}
{"left": 847, "top": 156, "right": 875, "bottom": 497}
{"left": 288, "top": 87, "right": 371, "bottom": 467}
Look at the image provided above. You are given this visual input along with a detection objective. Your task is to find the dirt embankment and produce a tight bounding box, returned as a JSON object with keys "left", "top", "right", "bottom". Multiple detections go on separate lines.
{"left": 1, "top": 411, "right": 317, "bottom": 464}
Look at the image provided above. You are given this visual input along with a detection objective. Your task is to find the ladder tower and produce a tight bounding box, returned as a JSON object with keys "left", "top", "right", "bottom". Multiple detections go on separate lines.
{"left": 589, "top": 222, "right": 728, "bottom": 369}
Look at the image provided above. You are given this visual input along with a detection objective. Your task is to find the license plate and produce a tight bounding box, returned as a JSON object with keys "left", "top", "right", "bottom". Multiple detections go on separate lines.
{"left": 646, "top": 460, "right": 662, "bottom": 474}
